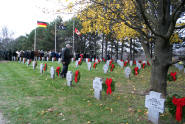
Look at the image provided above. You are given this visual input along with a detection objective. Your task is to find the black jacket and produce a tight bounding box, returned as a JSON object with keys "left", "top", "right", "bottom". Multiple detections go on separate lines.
{"left": 61, "top": 48, "right": 72, "bottom": 65}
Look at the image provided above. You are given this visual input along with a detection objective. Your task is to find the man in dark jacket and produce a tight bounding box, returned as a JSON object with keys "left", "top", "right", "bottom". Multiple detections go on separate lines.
{"left": 60, "top": 44, "right": 73, "bottom": 78}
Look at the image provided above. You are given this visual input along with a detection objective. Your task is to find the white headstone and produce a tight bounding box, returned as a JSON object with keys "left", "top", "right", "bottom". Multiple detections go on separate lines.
{"left": 66, "top": 71, "right": 73, "bottom": 86}
{"left": 178, "top": 64, "right": 184, "bottom": 71}
{"left": 41, "top": 57, "right": 44, "bottom": 61}
{"left": 58, "top": 58, "right": 61, "bottom": 64}
{"left": 52, "top": 57, "right": 54, "bottom": 62}
{"left": 75, "top": 61, "right": 79, "bottom": 68}
{"left": 145, "top": 91, "right": 165, "bottom": 124}
{"left": 38, "top": 57, "right": 40, "bottom": 61}
{"left": 130, "top": 61, "right": 133, "bottom": 66}
{"left": 47, "top": 57, "right": 49, "bottom": 61}
{"left": 137, "top": 63, "right": 141, "bottom": 69}
{"left": 124, "top": 67, "right": 131, "bottom": 78}
{"left": 26, "top": 59, "right": 29, "bottom": 67}
{"left": 50, "top": 66, "right": 55, "bottom": 79}
{"left": 103, "top": 64, "right": 109, "bottom": 74}
{"left": 33, "top": 61, "right": 36, "bottom": 70}
{"left": 93, "top": 77, "right": 103, "bottom": 100}
{"left": 87, "top": 62, "right": 91, "bottom": 71}
{"left": 95, "top": 59, "right": 98, "bottom": 63}
{"left": 86, "top": 58, "right": 88, "bottom": 63}
{"left": 92, "top": 58, "right": 94, "bottom": 62}
{"left": 19, "top": 57, "right": 21, "bottom": 63}
{"left": 40, "top": 64, "right": 43, "bottom": 74}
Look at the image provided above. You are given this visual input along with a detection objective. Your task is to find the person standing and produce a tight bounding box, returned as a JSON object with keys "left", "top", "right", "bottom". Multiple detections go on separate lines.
{"left": 60, "top": 44, "right": 73, "bottom": 78}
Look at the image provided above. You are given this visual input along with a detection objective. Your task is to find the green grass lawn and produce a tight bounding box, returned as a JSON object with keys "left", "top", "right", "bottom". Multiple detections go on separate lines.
{"left": 0, "top": 61, "right": 184, "bottom": 124}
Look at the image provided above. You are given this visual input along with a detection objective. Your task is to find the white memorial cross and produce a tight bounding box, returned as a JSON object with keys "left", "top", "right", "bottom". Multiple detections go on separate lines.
{"left": 145, "top": 91, "right": 165, "bottom": 124}
{"left": 93, "top": 77, "right": 103, "bottom": 100}
{"left": 40, "top": 64, "right": 43, "bottom": 74}
{"left": 103, "top": 64, "right": 109, "bottom": 74}
{"left": 87, "top": 62, "right": 91, "bottom": 71}
{"left": 66, "top": 71, "right": 73, "bottom": 86}
{"left": 124, "top": 67, "right": 131, "bottom": 78}
{"left": 50, "top": 66, "right": 55, "bottom": 79}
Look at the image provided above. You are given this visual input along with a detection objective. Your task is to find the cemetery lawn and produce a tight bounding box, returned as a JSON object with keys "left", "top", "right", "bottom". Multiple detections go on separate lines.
{"left": 0, "top": 61, "right": 184, "bottom": 124}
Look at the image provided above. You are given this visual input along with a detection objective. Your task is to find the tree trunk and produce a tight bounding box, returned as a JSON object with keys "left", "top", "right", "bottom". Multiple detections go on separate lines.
{"left": 121, "top": 41, "right": 123, "bottom": 60}
{"left": 130, "top": 38, "right": 132, "bottom": 60}
{"left": 116, "top": 41, "right": 118, "bottom": 60}
{"left": 150, "top": 38, "right": 171, "bottom": 96}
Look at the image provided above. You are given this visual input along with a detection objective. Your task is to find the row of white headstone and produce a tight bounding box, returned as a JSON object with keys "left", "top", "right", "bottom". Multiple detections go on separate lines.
{"left": 17, "top": 57, "right": 62, "bottom": 63}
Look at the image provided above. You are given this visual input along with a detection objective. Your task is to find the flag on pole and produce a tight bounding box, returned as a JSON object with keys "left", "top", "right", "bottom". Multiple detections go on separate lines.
{"left": 75, "top": 28, "right": 81, "bottom": 36}
{"left": 37, "top": 21, "right": 47, "bottom": 28}
{"left": 58, "top": 24, "right": 67, "bottom": 30}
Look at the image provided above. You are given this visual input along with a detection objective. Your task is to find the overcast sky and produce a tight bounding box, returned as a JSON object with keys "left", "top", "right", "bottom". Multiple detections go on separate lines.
{"left": 0, "top": 0, "right": 74, "bottom": 38}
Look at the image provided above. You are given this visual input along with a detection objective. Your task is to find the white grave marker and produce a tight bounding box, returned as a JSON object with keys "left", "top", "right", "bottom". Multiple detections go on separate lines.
{"left": 58, "top": 58, "right": 61, "bottom": 64}
{"left": 124, "top": 67, "right": 131, "bottom": 78}
{"left": 93, "top": 77, "right": 103, "bottom": 100}
{"left": 52, "top": 57, "right": 54, "bottom": 62}
{"left": 87, "top": 62, "right": 91, "bottom": 71}
{"left": 137, "top": 63, "right": 141, "bottom": 69}
{"left": 130, "top": 61, "right": 133, "bottom": 66}
{"left": 103, "top": 64, "right": 109, "bottom": 74}
{"left": 75, "top": 61, "right": 79, "bottom": 68}
{"left": 40, "top": 64, "right": 43, "bottom": 74}
{"left": 66, "top": 71, "right": 73, "bottom": 86}
{"left": 145, "top": 91, "right": 165, "bottom": 124}
{"left": 92, "top": 58, "right": 94, "bottom": 62}
{"left": 47, "top": 57, "right": 49, "bottom": 61}
{"left": 26, "top": 59, "right": 29, "bottom": 67}
{"left": 50, "top": 66, "right": 55, "bottom": 79}
{"left": 33, "top": 61, "right": 36, "bottom": 70}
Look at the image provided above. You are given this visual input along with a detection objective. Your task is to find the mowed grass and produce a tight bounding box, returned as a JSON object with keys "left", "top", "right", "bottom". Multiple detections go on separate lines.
{"left": 0, "top": 61, "right": 184, "bottom": 124}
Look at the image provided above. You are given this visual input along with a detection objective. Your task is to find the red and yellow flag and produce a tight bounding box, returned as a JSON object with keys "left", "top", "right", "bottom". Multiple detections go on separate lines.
{"left": 37, "top": 21, "right": 47, "bottom": 28}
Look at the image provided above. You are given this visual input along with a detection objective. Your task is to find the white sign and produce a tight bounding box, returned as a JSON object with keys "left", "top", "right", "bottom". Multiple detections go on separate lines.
{"left": 145, "top": 91, "right": 165, "bottom": 124}
{"left": 124, "top": 67, "right": 131, "bottom": 78}
{"left": 50, "top": 66, "right": 55, "bottom": 79}
{"left": 103, "top": 64, "right": 109, "bottom": 74}
{"left": 93, "top": 77, "right": 103, "bottom": 100}
{"left": 66, "top": 71, "right": 73, "bottom": 86}
{"left": 40, "top": 64, "right": 43, "bottom": 74}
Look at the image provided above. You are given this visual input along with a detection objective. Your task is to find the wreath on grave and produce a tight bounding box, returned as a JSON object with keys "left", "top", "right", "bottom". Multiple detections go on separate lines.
{"left": 78, "top": 60, "right": 82, "bottom": 65}
{"left": 147, "top": 61, "right": 151, "bottom": 66}
{"left": 56, "top": 67, "right": 61, "bottom": 76}
{"left": 133, "top": 60, "right": 136, "bottom": 65}
{"left": 102, "top": 78, "right": 115, "bottom": 95}
{"left": 44, "top": 63, "right": 47, "bottom": 71}
{"left": 74, "top": 70, "right": 80, "bottom": 83}
{"left": 102, "top": 58, "right": 106, "bottom": 62}
{"left": 132, "top": 67, "right": 140, "bottom": 75}
{"left": 167, "top": 72, "right": 177, "bottom": 81}
{"left": 110, "top": 64, "right": 115, "bottom": 72}
{"left": 109, "top": 60, "right": 113, "bottom": 66}
{"left": 93, "top": 62, "right": 97, "bottom": 69}
{"left": 142, "top": 63, "right": 146, "bottom": 69}
{"left": 166, "top": 94, "right": 185, "bottom": 122}
{"left": 28, "top": 60, "right": 32, "bottom": 65}
{"left": 124, "top": 61, "right": 128, "bottom": 67}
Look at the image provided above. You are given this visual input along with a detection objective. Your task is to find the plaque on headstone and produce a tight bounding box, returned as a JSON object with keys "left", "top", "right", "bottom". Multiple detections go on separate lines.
{"left": 137, "top": 63, "right": 141, "bottom": 69}
{"left": 93, "top": 77, "right": 103, "bottom": 100}
{"left": 50, "top": 66, "right": 55, "bottom": 79}
{"left": 124, "top": 67, "right": 131, "bottom": 78}
{"left": 66, "top": 71, "right": 73, "bottom": 86}
{"left": 40, "top": 64, "right": 43, "bottom": 74}
{"left": 145, "top": 91, "right": 165, "bottom": 124}
{"left": 87, "top": 62, "right": 91, "bottom": 71}
{"left": 103, "top": 64, "right": 109, "bottom": 74}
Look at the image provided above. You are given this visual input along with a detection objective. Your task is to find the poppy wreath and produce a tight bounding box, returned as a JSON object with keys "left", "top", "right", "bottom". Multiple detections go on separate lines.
{"left": 166, "top": 94, "right": 185, "bottom": 122}
{"left": 74, "top": 70, "right": 80, "bottom": 83}
{"left": 56, "top": 67, "right": 61, "bottom": 76}
{"left": 44, "top": 63, "right": 47, "bottom": 72}
{"left": 132, "top": 67, "right": 139, "bottom": 75}
{"left": 110, "top": 64, "right": 115, "bottom": 72}
{"left": 167, "top": 72, "right": 177, "bottom": 81}
{"left": 102, "top": 78, "right": 115, "bottom": 95}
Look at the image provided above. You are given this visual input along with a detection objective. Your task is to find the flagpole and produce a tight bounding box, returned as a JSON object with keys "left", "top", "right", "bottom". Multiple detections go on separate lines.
{"left": 34, "top": 27, "right": 37, "bottom": 51}
{"left": 55, "top": 19, "right": 57, "bottom": 53}
{"left": 73, "top": 19, "right": 75, "bottom": 56}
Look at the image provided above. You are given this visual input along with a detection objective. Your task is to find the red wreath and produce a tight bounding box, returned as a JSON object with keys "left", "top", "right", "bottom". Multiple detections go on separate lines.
{"left": 105, "top": 78, "right": 112, "bottom": 95}
{"left": 147, "top": 61, "right": 150, "bottom": 66}
{"left": 172, "top": 96, "right": 185, "bottom": 122}
{"left": 102, "top": 58, "right": 106, "bottom": 62}
{"left": 110, "top": 64, "right": 115, "bottom": 72}
{"left": 44, "top": 63, "right": 47, "bottom": 71}
{"left": 109, "top": 60, "right": 113, "bottom": 66}
{"left": 142, "top": 63, "right": 146, "bottom": 69}
{"left": 134, "top": 60, "right": 136, "bottom": 65}
{"left": 56, "top": 67, "right": 61, "bottom": 76}
{"left": 74, "top": 70, "right": 80, "bottom": 83}
{"left": 124, "top": 61, "right": 128, "bottom": 67}
{"left": 93, "top": 63, "right": 97, "bottom": 69}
